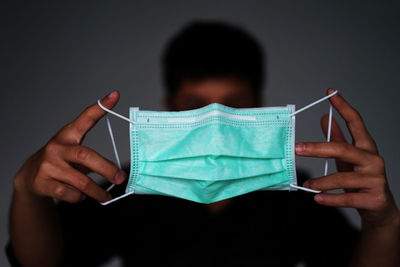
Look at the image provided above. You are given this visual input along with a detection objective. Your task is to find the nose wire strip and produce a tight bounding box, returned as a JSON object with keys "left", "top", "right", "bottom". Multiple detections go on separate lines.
{"left": 289, "top": 90, "right": 337, "bottom": 193}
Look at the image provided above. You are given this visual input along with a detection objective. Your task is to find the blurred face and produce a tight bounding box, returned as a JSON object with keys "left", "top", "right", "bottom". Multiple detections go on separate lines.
{"left": 168, "top": 77, "right": 258, "bottom": 111}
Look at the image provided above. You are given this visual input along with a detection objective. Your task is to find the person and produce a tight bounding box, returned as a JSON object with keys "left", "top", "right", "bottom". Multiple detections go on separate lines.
{"left": 8, "top": 21, "right": 400, "bottom": 267}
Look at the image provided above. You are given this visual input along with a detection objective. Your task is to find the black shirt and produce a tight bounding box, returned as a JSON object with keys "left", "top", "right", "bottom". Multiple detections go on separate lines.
{"left": 7, "top": 181, "right": 359, "bottom": 267}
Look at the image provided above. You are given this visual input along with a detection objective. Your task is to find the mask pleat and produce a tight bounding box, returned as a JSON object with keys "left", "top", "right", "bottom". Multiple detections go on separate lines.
{"left": 135, "top": 172, "right": 291, "bottom": 204}
{"left": 139, "top": 157, "right": 285, "bottom": 181}
{"left": 139, "top": 123, "right": 288, "bottom": 161}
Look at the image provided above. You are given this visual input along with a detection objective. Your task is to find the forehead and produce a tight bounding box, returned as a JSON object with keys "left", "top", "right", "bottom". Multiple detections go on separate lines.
{"left": 171, "top": 77, "right": 257, "bottom": 110}
{"left": 176, "top": 78, "right": 252, "bottom": 99}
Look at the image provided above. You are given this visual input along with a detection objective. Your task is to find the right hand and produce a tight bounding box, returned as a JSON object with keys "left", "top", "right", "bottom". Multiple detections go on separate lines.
{"left": 13, "top": 91, "right": 126, "bottom": 203}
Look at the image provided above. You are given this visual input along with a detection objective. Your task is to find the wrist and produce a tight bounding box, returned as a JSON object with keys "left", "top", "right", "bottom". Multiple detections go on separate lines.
{"left": 362, "top": 209, "right": 400, "bottom": 233}
{"left": 13, "top": 165, "right": 45, "bottom": 201}
{"left": 13, "top": 178, "right": 54, "bottom": 208}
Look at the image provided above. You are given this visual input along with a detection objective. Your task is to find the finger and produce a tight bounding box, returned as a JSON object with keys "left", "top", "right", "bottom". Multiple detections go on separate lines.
{"left": 55, "top": 166, "right": 112, "bottom": 203}
{"left": 303, "top": 172, "right": 372, "bottom": 191}
{"left": 326, "top": 88, "right": 378, "bottom": 153}
{"left": 55, "top": 91, "right": 120, "bottom": 144}
{"left": 314, "top": 192, "right": 372, "bottom": 209}
{"left": 63, "top": 145, "right": 126, "bottom": 185}
{"left": 37, "top": 178, "right": 85, "bottom": 203}
{"left": 320, "top": 115, "right": 353, "bottom": 171}
{"left": 70, "top": 163, "right": 92, "bottom": 175}
{"left": 295, "top": 142, "right": 375, "bottom": 167}
{"left": 320, "top": 115, "right": 347, "bottom": 143}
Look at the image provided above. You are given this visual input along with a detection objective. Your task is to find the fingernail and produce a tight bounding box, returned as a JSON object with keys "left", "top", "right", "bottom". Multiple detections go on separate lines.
{"left": 327, "top": 88, "right": 335, "bottom": 94}
{"left": 302, "top": 181, "right": 310, "bottom": 188}
{"left": 295, "top": 143, "right": 306, "bottom": 153}
{"left": 114, "top": 170, "right": 126, "bottom": 184}
{"left": 314, "top": 194, "right": 323, "bottom": 202}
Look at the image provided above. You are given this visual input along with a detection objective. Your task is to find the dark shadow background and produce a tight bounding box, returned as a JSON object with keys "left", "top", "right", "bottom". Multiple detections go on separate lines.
{"left": 1, "top": 1, "right": 400, "bottom": 266}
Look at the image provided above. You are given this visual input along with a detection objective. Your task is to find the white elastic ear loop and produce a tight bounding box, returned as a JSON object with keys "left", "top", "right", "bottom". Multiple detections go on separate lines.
{"left": 289, "top": 90, "right": 337, "bottom": 193}
{"left": 101, "top": 191, "right": 134, "bottom": 206}
{"left": 97, "top": 99, "right": 135, "bottom": 205}
{"left": 289, "top": 184, "right": 321, "bottom": 193}
{"left": 97, "top": 100, "right": 136, "bottom": 125}
{"left": 289, "top": 90, "right": 338, "bottom": 117}
{"left": 324, "top": 104, "right": 333, "bottom": 176}
{"left": 104, "top": 115, "right": 120, "bottom": 192}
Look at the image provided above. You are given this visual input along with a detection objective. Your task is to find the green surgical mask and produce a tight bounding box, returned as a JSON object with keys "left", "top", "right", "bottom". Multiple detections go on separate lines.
{"left": 98, "top": 91, "right": 337, "bottom": 205}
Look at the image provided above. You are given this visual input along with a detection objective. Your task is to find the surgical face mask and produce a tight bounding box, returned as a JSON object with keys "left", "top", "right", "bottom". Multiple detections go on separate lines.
{"left": 99, "top": 91, "right": 337, "bottom": 205}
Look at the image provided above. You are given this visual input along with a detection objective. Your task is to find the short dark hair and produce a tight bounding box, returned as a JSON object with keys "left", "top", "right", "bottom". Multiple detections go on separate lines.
{"left": 162, "top": 21, "right": 265, "bottom": 97}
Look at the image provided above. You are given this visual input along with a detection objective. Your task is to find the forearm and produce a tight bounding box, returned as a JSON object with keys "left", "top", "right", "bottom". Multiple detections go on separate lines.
{"left": 10, "top": 175, "right": 63, "bottom": 267}
{"left": 350, "top": 212, "right": 400, "bottom": 267}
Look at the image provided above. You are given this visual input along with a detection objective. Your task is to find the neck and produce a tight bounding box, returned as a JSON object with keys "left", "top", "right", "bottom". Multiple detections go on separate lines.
{"left": 207, "top": 199, "right": 232, "bottom": 214}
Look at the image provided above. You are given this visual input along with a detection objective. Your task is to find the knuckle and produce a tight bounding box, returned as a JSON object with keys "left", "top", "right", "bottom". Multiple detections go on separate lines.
{"left": 302, "top": 143, "right": 317, "bottom": 154}
{"left": 60, "top": 122, "right": 74, "bottom": 133}
{"left": 75, "top": 147, "right": 90, "bottom": 161}
{"left": 347, "top": 108, "right": 362, "bottom": 124}
{"left": 307, "top": 179, "right": 316, "bottom": 189}
{"left": 372, "top": 176, "right": 387, "bottom": 189}
{"left": 37, "top": 160, "right": 52, "bottom": 176}
{"left": 341, "top": 143, "right": 352, "bottom": 154}
{"left": 371, "top": 193, "right": 388, "bottom": 211}
{"left": 44, "top": 141, "right": 59, "bottom": 157}
{"left": 354, "top": 139, "right": 367, "bottom": 149}
{"left": 373, "top": 155, "right": 385, "bottom": 170}
{"left": 77, "top": 177, "right": 91, "bottom": 191}
{"left": 75, "top": 121, "right": 90, "bottom": 136}
{"left": 330, "top": 142, "right": 345, "bottom": 155}
{"left": 54, "top": 186, "right": 67, "bottom": 199}
{"left": 68, "top": 194, "right": 84, "bottom": 204}
{"left": 304, "top": 143, "right": 313, "bottom": 151}
{"left": 56, "top": 123, "right": 81, "bottom": 144}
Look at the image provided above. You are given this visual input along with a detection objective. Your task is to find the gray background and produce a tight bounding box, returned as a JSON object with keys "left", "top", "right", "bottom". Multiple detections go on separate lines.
{"left": 2, "top": 1, "right": 399, "bottom": 266}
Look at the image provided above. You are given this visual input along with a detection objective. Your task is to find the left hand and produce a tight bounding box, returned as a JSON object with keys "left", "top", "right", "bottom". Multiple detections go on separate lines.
{"left": 296, "top": 88, "right": 400, "bottom": 228}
